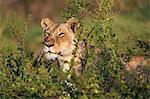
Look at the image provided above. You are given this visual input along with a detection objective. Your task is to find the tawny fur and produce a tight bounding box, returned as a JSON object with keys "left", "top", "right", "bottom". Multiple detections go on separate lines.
{"left": 41, "top": 17, "right": 83, "bottom": 75}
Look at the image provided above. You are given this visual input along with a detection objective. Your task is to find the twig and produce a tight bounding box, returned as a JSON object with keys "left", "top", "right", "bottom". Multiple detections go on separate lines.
{"left": 32, "top": 51, "right": 44, "bottom": 66}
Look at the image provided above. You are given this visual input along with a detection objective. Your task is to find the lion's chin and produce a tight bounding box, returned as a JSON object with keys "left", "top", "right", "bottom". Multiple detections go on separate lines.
{"left": 45, "top": 53, "right": 58, "bottom": 60}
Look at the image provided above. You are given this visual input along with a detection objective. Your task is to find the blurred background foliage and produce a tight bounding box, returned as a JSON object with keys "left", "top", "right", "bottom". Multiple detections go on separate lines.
{"left": 0, "top": 0, "right": 150, "bottom": 98}
{"left": 0, "top": 0, "right": 149, "bottom": 52}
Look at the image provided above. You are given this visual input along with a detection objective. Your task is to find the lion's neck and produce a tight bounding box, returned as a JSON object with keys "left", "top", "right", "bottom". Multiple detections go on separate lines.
{"left": 58, "top": 54, "right": 73, "bottom": 62}
{"left": 57, "top": 40, "right": 77, "bottom": 71}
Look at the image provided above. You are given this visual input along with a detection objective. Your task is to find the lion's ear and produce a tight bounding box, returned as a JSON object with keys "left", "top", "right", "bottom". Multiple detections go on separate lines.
{"left": 66, "top": 17, "right": 80, "bottom": 33}
{"left": 41, "top": 18, "right": 53, "bottom": 29}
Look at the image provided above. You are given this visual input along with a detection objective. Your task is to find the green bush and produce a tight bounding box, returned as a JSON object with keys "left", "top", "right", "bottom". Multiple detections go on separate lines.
{"left": 0, "top": 0, "right": 149, "bottom": 98}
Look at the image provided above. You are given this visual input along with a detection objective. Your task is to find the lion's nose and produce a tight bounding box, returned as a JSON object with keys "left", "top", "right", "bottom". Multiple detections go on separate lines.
{"left": 44, "top": 37, "right": 55, "bottom": 47}
{"left": 45, "top": 42, "right": 55, "bottom": 47}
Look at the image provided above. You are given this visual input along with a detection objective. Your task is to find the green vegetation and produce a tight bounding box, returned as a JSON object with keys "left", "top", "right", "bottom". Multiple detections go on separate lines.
{"left": 0, "top": 0, "right": 150, "bottom": 98}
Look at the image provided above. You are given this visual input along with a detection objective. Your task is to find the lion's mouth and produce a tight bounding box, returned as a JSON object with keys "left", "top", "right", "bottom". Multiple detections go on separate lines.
{"left": 43, "top": 46, "right": 62, "bottom": 56}
{"left": 46, "top": 50, "right": 61, "bottom": 56}
{"left": 43, "top": 45, "right": 72, "bottom": 57}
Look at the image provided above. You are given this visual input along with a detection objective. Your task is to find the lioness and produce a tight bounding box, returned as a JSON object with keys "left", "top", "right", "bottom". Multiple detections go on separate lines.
{"left": 41, "top": 17, "right": 85, "bottom": 75}
{"left": 40, "top": 17, "right": 150, "bottom": 75}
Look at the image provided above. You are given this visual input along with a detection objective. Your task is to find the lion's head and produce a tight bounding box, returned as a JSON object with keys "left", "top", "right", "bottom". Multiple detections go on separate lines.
{"left": 41, "top": 17, "right": 79, "bottom": 59}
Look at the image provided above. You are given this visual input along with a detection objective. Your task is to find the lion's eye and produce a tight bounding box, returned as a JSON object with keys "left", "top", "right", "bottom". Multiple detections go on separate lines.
{"left": 45, "top": 32, "right": 50, "bottom": 36}
{"left": 58, "top": 32, "right": 65, "bottom": 37}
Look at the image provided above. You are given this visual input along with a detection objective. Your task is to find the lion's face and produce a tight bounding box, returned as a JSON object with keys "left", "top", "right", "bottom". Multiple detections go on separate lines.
{"left": 41, "top": 17, "right": 79, "bottom": 56}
